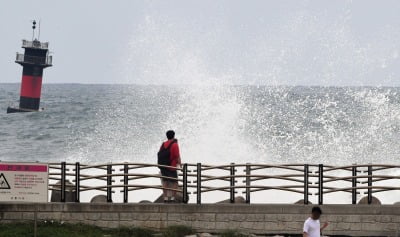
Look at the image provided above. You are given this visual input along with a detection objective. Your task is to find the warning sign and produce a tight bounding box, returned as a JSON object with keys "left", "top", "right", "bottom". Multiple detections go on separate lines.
{"left": 0, "top": 163, "right": 48, "bottom": 203}
{"left": 0, "top": 173, "right": 10, "bottom": 189}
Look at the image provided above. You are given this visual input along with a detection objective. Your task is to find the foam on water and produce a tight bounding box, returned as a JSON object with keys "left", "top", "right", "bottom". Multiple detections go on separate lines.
{"left": 111, "top": 7, "right": 400, "bottom": 166}
{"left": 2, "top": 84, "right": 399, "bottom": 166}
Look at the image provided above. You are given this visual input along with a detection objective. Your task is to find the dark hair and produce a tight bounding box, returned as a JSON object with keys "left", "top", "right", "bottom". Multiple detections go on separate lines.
{"left": 166, "top": 130, "right": 175, "bottom": 140}
{"left": 311, "top": 206, "right": 322, "bottom": 214}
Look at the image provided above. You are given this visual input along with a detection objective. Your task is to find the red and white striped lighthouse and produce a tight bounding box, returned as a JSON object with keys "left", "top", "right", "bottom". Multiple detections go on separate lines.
{"left": 7, "top": 21, "right": 52, "bottom": 113}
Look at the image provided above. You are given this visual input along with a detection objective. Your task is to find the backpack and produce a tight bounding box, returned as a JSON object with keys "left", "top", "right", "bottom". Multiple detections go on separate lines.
{"left": 157, "top": 139, "right": 176, "bottom": 169}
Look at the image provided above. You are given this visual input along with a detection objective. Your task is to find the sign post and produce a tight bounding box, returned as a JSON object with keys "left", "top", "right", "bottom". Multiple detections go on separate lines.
{"left": 0, "top": 162, "right": 48, "bottom": 203}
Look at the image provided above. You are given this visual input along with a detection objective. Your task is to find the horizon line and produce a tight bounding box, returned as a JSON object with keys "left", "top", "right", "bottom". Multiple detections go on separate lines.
{"left": 0, "top": 82, "right": 400, "bottom": 88}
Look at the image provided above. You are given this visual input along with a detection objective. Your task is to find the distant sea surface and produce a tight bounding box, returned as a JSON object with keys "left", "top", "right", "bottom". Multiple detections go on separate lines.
{"left": 1, "top": 84, "right": 399, "bottom": 165}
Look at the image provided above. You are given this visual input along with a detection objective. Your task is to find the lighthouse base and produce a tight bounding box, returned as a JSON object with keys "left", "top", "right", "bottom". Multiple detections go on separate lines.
{"left": 6, "top": 107, "right": 39, "bottom": 114}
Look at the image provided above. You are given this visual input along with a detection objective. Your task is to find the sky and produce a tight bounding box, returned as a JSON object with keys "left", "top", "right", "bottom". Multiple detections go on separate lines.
{"left": 0, "top": 0, "right": 399, "bottom": 86}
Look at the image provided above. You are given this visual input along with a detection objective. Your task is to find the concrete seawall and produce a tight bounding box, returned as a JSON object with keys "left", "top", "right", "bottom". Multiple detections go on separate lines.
{"left": 0, "top": 203, "right": 399, "bottom": 236}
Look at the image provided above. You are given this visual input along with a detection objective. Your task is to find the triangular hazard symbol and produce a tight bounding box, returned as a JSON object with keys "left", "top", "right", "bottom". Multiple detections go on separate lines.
{"left": 0, "top": 173, "right": 10, "bottom": 189}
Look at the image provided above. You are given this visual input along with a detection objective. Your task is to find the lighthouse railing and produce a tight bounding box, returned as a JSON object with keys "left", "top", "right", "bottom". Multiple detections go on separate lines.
{"left": 22, "top": 40, "right": 49, "bottom": 49}
{"left": 16, "top": 53, "right": 52, "bottom": 66}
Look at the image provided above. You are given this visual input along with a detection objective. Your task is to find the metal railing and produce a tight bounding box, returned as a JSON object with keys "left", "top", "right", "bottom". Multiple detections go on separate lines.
{"left": 48, "top": 163, "right": 400, "bottom": 204}
{"left": 22, "top": 40, "right": 49, "bottom": 49}
{"left": 16, "top": 53, "right": 52, "bottom": 66}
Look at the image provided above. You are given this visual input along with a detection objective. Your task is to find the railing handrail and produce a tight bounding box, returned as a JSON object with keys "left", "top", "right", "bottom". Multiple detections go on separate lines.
{"left": 47, "top": 162, "right": 400, "bottom": 205}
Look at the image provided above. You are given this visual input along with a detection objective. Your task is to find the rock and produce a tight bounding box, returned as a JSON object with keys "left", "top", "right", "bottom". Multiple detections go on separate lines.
{"left": 198, "top": 233, "right": 213, "bottom": 237}
{"left": 139, "top": 200, "right": 152, "bottom": 204}
{"left": 154, "top": 187, "right": 189, "bottom": 203}
{"left": 90, "top": 195, "right": 110, "bottom": 203}
{"left": 184, "top": 235, "right": 197, "bottom": 237}
{"left": 50, "top": 180, "right": 76, "bottom": 202}
{"left": 393, "top": 202, "right": 400, "bottom": 205}
{"left": 294, "top": 199, "right": 313, "bottom": 204}
{"left": 217, "top": 196, "right": 246, "bottom": 204}
{"left": 358, "top": 196, "right": 381, "bottom": 205}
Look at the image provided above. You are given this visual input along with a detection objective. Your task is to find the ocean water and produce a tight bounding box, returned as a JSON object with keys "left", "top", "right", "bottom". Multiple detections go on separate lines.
{"left": 1, "top": 83, "right": 399, "bottom": 165}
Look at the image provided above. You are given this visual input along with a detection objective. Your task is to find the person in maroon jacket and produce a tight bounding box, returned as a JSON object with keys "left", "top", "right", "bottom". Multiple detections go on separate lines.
{"left": 159, "top": 130, "right": 181, "bottom": 202}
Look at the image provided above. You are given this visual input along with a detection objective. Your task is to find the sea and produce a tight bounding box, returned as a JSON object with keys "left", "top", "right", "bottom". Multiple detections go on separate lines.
{"left": 1, "top": 83, "right": 399, "bottom": 166}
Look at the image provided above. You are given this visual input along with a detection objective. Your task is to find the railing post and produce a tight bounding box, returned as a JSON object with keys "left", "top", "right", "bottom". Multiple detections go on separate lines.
{"left": 183, "top": 163, "right": 188, "bottom": 204}
{"left": 75, "top": 162, "right": 80, "bottom": 203}
{"left": 230, "top": 163, "right": 235, "bottom": 203}
{"left": 352, "top": 165, "right": 357, "bottom": 205}
{"left": 107, "top": 164, "right": 112, "bottom": 203}
{"left": 245, "top": 163, "right": 251, "bottom": 204}
{"left": 197, "top": 163, "right": 201, "bottom": 204}
{"left": 123, "top": 163, "right": 128, "bottom": 203}
{"left": 61, "top": 162, "right": 66, "bottom": 202}
{"left": 368, "top": 165, "right": 372, "bottom": 205}
{"left": 304, "top": 164, "right": 309, "bottom": 205}
{"left": 318, "top": 164, "right": 323, "bottom": 205}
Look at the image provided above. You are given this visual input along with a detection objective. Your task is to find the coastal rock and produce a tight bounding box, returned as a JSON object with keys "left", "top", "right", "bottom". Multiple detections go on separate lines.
{"left": 294, "top": 199, "right": 313, "bottom": 204}
{"left": 198, "top": 233, "right": 213, "bottom": 237}
{"left": 217, "top": 196, "right": 246, "bottom": 204}
{"left": 139, "top": 200, "right": 152, "bottom": 203}
{"left": 357, "top": 196, "right": 381, "bottom": 205}
{"left": 50, "top": 180, "right": 76, "bottom": 202}
{"left": 90, "top": 195, "right": 110, "bottom": 203}
{"left": 154, "top": 187, "right": 188, "bottom": 203}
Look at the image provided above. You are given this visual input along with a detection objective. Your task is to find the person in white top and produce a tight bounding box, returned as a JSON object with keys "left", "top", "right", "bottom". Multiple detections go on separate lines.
{"left": 303, "top": 206, "right": 329, "bottom": 237}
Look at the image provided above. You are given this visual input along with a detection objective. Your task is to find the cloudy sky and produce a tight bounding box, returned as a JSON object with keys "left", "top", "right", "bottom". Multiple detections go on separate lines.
{"left": 1, "top": 0, "right": 399, "bottom": 86}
